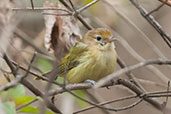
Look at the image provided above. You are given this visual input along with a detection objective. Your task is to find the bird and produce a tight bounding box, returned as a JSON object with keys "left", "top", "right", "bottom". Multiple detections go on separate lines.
{"left": 58, "top": 28, "right": 117, "bottom": 84}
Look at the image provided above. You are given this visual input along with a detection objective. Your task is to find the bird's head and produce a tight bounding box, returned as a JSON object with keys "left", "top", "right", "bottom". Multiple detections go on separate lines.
{"left": 82, "top": 28, "right": 117, "bottom": 51}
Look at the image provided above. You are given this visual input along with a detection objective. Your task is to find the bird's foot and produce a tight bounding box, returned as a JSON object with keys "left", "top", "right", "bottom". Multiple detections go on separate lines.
{"left": 84, "top": 80, "right": 96, "bottom": 85}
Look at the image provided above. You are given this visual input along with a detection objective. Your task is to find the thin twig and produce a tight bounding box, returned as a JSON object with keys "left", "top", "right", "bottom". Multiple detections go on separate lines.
{"left": 42, "top": 12, "right": 71, "bottom": 16}
{"left": 3, "top": 54, "right": 62, "bottom": 114}
{"left": 30, "top": 0, "right": 34, "bottom": 10}
{"left": 24, "top": 52, "right": 37, "bottom": 77}
{"left": 12, "top": 7, "right": 71, "bottom": 14}
{"left": 0, "top": 74, "right": 24, "bottom": 91}
{"left": 54, "top": 0, "right": 168, "bottom": 112}
{"left": 95, "top": 59, "right": 171, "bottom": 88}
{"left": 14, "top": 28, "right": 47, "bottom": 55}
{"left": 49, "top": 78, "right": 164, "bottom": 112}
{"left": 85, "top": 91, "right": 110, "bottom": 114}
{"left": 163, "top": 81, "right": 170, "bottom": 106}
{"left": 58, "top": 0, "right": 93, "bottom": 29}
{"left": 11, "top": 60, "right": 63, "bottom": 86}
{"left": 101, "top": 0, "right": 171, "bottom": 71}
{"left": 76, "top": 0, "right": 99, "bottom": 13}
{"left": 3, "top": 72, "right": 11, "bottom": 82}
{"left": 158, "top": 0, "right": 171, "bottom": 7}
{"left": 73, "top": 95, "right": 138, "bottom": 113}
{"left": 129, "top": 0, "right": 171, "bottom": 49}
{"left": 65, "top": 86, "right": 142, "bottom": 112}
{"left": 68, "top": 0, "right": 76, "bottom": 13}
{"left": 0, "top": 53, "right": 36, "bottom": 91}
{"left": 145, "top": 0, "right": 168, "bottom": 16}
{"left": 16, "top": 99, "right": 38, "bottom": 111}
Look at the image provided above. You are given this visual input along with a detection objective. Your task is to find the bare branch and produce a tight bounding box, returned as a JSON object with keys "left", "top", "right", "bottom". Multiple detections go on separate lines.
{"left": 146, "top": 0, "right": 168, "bottom": 16}
{"left": 76, "top": 0, "right": 99, "bottom": 13}
{"left": 30, "top": 0, "right": 34, "bottom": 10}
{"left": 49, "top": 78, "right": 164, "bottom": 111}
{"left": 163, "top": 81, "right": 170, "bottom": 107}
{"left": 0, "top": 74, "right": 24, "bottom": 91}
{"left": 58, "top": 0, "right": 93, "bottom": 29}
{"left": 3, "top": 54, "right": 62, "bottom": 114}
{"left": 96, "top": 59, "right": 171, "bottom": 88}
{"left": 14, "top": 28, "right": 47, "bottom": 55}
{"left": 12, "top": 7, "right": 71, "bottom": 14}
{"left": 158, "top": 0, "right": 171, "bottom": 7}
{"left": 73, "top": 95, "right": 138, "bottom": 113}
{"left": 16, "top": 99, "right": 38, "bottom": 111}
{"left": 68, "top": 0, "right": 76, "bottom": 12}
{"left": 11, "top": 60, "right": 63, "bottom": 86}
{"left": 129, "top": 0, "right": 171, "bottom": 49}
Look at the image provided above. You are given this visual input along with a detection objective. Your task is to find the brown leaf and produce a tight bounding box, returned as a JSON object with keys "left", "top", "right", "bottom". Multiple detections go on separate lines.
{"left": 43, "top": 1, "right": 81, "bottom": 60}
{"left": 0, "top": 0, "right": 15, "bottom": 55}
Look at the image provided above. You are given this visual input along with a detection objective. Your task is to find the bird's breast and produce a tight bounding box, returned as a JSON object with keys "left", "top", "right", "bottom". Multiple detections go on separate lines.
{"left": 86, "top": 47, "right": 117, "bottom": 81}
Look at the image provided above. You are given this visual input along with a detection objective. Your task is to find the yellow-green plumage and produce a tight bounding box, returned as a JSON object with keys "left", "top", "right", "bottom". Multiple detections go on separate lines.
{"left": 58, "top": 28, "right": 117, "bottom": 83}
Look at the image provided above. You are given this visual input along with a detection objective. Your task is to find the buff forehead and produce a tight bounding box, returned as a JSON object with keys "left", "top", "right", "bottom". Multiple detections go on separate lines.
{"left": 85, "top": 28, "right": 113, "bottom": 39}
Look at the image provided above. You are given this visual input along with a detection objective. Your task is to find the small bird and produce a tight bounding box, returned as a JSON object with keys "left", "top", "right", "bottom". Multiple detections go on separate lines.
{"left": 58, "top": 28, "right": 117, "bottom": 83}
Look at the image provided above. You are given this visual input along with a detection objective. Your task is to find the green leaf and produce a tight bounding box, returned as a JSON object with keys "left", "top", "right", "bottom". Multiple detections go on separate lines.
{"left": 2, "top": 102, "right": 16, "bottom": 114}
{"left": 8, "top": 84, "right": 25, "bottom": 98}
{"left": 46, "top": 110, "right": 55, "bottom": 114}
{"left": 19, "top": 106, "right": 55, "bottom": 114}
{"left": 36, "top": 57, "right": 52, "bottom": 73}
{"left": 14, "top": 96, "right": 36, "bottom": 108}
{"left": 57, "top": 76, "right": 64, "bottom": 83}
{"left": 0, "top": 84, "right": 25, "bottom": 101}
{"left": 19, "top": 106, "right": 38, "bottom": 113}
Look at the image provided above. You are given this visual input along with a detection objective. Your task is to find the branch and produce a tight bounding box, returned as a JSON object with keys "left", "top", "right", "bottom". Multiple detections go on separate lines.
{"left": 14, "top": 28, "right": 47, "bottom": 55}
{"left": 129, "top": 0, "right": 171, "bottom": 49}
{"left": 0, "top": 75, "right": 24, "bottom": 91}
{"left": 11, "top": 60, "right": 63, "bottom": 86}
{"left": 76, "top": 0, "right": 99, "bottom": 13}
{"left": 73, "top": 95, "right": 138, "bottom": 113}
{"left": 146, "top": 0, "right": 168, "bottom": 16}
{"left": 58, "top": 0, "right": 93, "bottom": 30}
{"left": 158, "top": 0, "right": 171, "bottom": 7}
{"left": 30, "top": 0, "right": 34, "bottom": 10}
{"left": 96, "top": 59, "right": 171, "bottom": 87}
{"left": 3, "top": 54, "right": 62, "bottom": 114}
{"left": 49, "top": 78, "right": 164, "bottom": 111}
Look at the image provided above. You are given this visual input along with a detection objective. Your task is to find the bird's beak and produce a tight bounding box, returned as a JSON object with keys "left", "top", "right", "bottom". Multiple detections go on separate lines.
{"left": 107, "top": 36, "right": 118, "bottom": 43}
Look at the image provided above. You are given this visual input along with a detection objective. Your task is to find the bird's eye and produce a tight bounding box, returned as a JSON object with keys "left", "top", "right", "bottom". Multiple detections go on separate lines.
{"left": 96, "top": 36, "right": 102, "bottom": 41}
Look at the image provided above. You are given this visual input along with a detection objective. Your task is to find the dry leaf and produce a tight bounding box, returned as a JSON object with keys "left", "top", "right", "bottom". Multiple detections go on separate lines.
{"left": 0, "top": 0, "right": 16, "bottom": 56}
{"left": 43, "top": 1, "right": 81, "bottom": 60}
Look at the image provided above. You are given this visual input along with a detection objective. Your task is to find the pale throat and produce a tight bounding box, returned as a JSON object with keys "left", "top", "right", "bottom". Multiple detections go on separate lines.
{"left": 98, "top": 42, "right": 116, "bottom": 51}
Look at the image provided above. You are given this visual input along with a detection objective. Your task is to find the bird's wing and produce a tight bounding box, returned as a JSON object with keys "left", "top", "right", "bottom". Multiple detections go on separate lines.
{"left": 57, "top": 42, "right": 88, "bottom": 76}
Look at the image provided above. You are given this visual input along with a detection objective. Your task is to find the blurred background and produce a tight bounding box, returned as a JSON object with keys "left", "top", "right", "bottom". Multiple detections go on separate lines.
{"left": 0, "top": 0, "right": 171, "bottom": 114}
